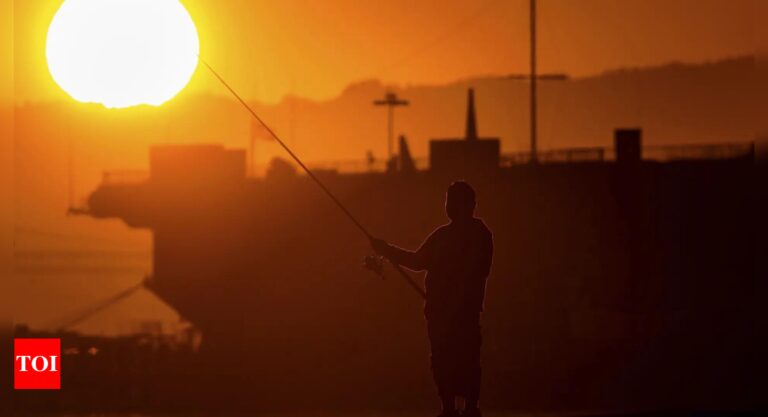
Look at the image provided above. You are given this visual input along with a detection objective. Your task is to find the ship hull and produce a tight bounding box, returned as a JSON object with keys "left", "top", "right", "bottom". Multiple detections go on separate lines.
{"left": 87, "top": 157, "right": 758, "bottom": 410}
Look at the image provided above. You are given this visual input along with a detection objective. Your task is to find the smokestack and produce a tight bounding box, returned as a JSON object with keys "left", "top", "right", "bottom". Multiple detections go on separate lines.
{"left": 465, "top": 88, "right": 478, "bottom": 142}
{"left": 615, "top": 128, "right": 642, "bottom": 164}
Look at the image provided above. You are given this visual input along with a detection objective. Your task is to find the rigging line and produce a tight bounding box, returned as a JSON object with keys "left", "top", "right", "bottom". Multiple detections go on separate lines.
{"left": 201, "top": 59, "right": 426, "bottom": 299}
{"left": 56, "top": 282, "right": 143, "bottom": 331}
{"left": 375, "top": 0, "right": 500, "bottom": 79}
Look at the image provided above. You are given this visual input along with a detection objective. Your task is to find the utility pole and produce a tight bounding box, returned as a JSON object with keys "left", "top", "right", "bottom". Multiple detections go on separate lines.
{"left": 373, "top": 92, "right": 409, "bottom": 161}
{"left": 507, "top": 1, "right": 566, "bottom": 162}
{"left": 529, "top": 0, "right": 538, "bottom": 163}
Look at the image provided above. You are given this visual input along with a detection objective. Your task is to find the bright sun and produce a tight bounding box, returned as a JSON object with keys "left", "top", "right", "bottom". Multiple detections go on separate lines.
{"left": 46, "top": 0, "right": 199, "bottom": 109}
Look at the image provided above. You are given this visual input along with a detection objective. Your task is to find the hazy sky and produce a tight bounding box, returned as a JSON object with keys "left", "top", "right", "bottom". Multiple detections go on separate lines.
{"left": 5, "top": 0, "right": 758, "bottom": 334}
{"left": 13, "top": 0, "right": 756, "bottom": 104}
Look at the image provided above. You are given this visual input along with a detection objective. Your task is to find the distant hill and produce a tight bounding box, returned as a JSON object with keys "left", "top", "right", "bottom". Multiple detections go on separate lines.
{"left": 247, "top": 55, "right": 758, "bottom": 162}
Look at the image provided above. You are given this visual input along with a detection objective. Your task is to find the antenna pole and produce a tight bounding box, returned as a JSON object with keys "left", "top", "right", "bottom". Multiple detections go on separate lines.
{"left": 374, "top": 92, "right": 410, "bottom": 163}
{"left": 202, "top": 59, "right": 425, "bottom": 299}
{"left": 529, "top": 0, "right": 538, "bottom": 163}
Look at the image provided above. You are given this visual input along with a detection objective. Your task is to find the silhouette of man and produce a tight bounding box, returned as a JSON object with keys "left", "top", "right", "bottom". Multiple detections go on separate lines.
{"left": 372, "top": 181, "right": 493, "bottom": 417}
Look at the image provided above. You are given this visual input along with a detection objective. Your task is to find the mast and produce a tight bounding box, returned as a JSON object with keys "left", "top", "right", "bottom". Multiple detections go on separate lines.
{"left": 529, "top": 0, "right": 538, "bottom": 163}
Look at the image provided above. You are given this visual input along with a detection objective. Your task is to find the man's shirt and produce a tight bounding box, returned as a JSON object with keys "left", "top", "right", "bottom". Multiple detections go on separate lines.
{"left": 384, "top": 217, "right": 493, "bottom": 319}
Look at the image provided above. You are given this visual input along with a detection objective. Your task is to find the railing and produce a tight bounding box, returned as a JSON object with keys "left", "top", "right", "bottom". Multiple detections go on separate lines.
{"left": 501, "top": 142, "right": 753, "bottom": 166}
{"left": 100, "top": 142, "right": 754, "bottom": 184}
{"left": 306, "top": 157, "right": 429, "bottom": 174}
{"left": 501, "top": 147, "right": 606, "bottom": 166}
{"left": 643, "top": 142, "right": 753, "bottom": 162}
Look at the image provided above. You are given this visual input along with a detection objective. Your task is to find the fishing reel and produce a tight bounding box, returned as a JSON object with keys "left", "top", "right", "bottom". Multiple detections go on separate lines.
{"left": 363, "top": 254, "right": 386, "bottom": 279}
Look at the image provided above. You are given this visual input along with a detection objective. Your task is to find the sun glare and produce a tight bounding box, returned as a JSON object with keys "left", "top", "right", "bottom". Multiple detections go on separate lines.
{"left": 46, "top": 0, "right": 199, "bottom": 109}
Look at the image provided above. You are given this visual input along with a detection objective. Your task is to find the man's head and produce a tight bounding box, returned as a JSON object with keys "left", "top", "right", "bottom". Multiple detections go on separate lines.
{"left": 445, "top": 180, "right": 476, "bottom": 221}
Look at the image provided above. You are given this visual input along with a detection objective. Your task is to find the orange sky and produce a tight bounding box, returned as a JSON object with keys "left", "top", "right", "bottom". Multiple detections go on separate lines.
{"left": 4, "top": 0, "right": 759, "bottom": 334}
{"left": 13, "top": 0, "right": 756, "bottom": 104}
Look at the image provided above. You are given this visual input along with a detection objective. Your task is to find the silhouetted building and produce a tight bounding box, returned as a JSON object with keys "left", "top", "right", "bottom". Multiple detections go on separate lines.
{"left": 615, "top": 128, "right": 642, "bottom": 164}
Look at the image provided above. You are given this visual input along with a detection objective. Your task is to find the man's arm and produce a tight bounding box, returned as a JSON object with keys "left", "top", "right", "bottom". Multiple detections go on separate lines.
{"left": 475, "top": 228, "right": 493, "bottom": 277}
{"left": 370, "top": 233, "right": 435, "bottom": 272}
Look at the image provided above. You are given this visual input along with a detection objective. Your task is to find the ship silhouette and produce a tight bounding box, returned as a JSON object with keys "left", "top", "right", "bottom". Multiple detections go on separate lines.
{"left": 62, "top": 89, "right": 757, "bottom": 412}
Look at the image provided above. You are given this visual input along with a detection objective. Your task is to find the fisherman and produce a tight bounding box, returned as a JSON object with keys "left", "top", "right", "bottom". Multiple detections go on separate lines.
{"left": 371, "top": 180, "right": 493, "bottom": 417}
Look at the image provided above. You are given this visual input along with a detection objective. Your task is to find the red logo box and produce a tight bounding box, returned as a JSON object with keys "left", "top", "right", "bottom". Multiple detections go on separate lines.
{"left": 14, "top": 338, "right": 61, "bottom": 390}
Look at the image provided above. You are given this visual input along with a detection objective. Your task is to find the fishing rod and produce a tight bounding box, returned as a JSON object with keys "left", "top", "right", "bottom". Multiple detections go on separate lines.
{"left": 201, "top": 59, "right": 426, "bottom": 300}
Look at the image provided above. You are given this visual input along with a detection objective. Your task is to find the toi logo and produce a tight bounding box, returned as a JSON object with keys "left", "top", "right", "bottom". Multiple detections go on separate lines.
{"left": 14, "top": 338, "right": 61, "bottom": 390}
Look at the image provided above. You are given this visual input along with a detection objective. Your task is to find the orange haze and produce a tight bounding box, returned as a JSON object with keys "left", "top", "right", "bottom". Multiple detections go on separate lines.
{"left": 6, "top": 0, "right": 758, "bottom": 334}
{"left": 14, "top": 0, "right": 756, "bottom": 104}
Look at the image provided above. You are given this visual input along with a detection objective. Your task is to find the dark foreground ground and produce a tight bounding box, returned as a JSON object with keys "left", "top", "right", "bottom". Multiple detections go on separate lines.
{"left": 38, "top": 411, "right": 767, "bottom": 417}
